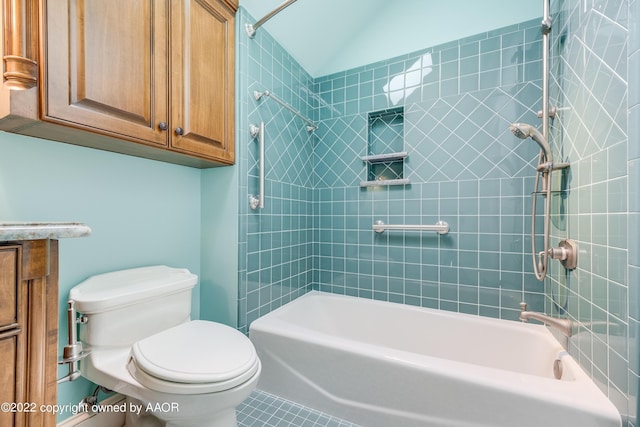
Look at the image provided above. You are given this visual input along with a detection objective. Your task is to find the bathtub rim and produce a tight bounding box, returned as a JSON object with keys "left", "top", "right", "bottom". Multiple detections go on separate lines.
{"left": 249, "top": 291, "right": 621, "bottom": 427}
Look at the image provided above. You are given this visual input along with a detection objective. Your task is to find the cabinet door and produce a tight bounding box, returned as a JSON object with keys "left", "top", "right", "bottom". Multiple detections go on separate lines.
{"left": 0, "top": 247, "right": 25, "bottom": 427}
{"left": 45, "top": 0, "right": 169, "bottom": 146}
{"left": 169, "top": 0, "right": 235, "bottom": 164}
{"left": 0, "top": 247, "right": 18, "bottom": 329}
{"left": 0, "top": 334, "right": 21, "bottom": 427}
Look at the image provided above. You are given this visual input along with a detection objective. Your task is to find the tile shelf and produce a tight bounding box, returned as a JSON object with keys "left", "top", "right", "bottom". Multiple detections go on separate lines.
{"left": 360, "top": 178, "right": 410, "bottom": 187}
{"left": 361, "top": 151, "right": 408, "bottom": 163}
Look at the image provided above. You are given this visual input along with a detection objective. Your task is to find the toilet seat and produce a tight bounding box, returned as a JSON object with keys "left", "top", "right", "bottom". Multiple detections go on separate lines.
{"left": 127, "top": 320, "right": 260, "bottom": 394}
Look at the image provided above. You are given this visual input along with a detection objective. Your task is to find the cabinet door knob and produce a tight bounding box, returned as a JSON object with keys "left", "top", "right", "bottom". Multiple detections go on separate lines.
{"left": 158, "top": 122, "right": 168, "bottom": 131}
{"left": 175, "top": 127, "right": 184, "bottom": 136}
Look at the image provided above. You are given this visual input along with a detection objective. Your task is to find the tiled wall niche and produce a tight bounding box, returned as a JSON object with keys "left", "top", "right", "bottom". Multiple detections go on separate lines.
{"left": 363, "top": 107, "right": 407, "bottom": 185}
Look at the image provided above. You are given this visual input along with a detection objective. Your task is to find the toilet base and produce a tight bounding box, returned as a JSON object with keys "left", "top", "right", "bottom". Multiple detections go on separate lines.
{"left": 123, "top": 397, "right": 238, "bottom": 427}
{"left": 82, "top": 346, "right": 260, "bottom": 427}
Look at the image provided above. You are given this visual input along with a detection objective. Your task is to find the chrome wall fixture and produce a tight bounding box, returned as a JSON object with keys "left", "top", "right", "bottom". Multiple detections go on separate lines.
{"left": 245, "top": 0, "right": 298, "bottom": 38}
{"left": 373, "top": 220, "right": 450, "bottom": 235}
{"left": 541, "top": 0, "right": 552, "bottom": 141}
{"left": 57, "top": 300, "right": 89, "bottom": 383}
{"left": 254, "top": 90, "right": 318, "bottom": 132}
{"left": 510, "top": 0, "right": 576, "bottom": 281}
{"left": 519, "top": 302, "right": 572, "bottom": 338}
{"left": 249, "top": 122, "right": 265, "bottom": 210}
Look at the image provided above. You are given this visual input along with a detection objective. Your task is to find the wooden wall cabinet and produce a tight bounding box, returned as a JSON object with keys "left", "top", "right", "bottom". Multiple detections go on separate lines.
{"left": 0, "top": 240, "right": 59, "bottom": 427}
{"left": 1, "top": 0, "right": 238, "bottom": 168}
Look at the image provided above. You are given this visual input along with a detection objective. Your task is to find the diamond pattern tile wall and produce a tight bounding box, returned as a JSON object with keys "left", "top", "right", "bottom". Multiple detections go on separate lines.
{"left": 404, "top": 83, "right": 542, "bottom": 183}
{"left": 313, "top": 82, "right": 543, "bottom": 188}
{"left": 239, "top": 10, "right": 548, "bottom": 328}
{"left": 248, "top": 93, "right": 316, "bottom": 189}
{"left": 310, "top": 18, "right": 546, "bottom": 321}
{"left": 313, "top": 115, "right": 367, "bottom": 188}
{"left": 548, "top": 0, "right": 632, "bottom": 421}
{"left": 237, "top": 8, "right": 316, "bottom": 331}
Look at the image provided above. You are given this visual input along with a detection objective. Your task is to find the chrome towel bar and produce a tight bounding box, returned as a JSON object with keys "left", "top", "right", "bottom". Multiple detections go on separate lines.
{"left": 373, "top": 220, "right": 449, "bottom": 235}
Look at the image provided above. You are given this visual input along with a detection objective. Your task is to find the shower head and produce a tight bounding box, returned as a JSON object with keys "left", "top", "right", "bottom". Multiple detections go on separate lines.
{"left": 509, "top": 123, "right": 553, "bottom": 163}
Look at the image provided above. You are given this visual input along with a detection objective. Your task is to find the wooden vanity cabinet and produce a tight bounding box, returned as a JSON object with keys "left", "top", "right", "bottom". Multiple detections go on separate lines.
{"left": 1, "top": 0, "right": 237, "bottom": 168}
{"left": 0, "top": 240, "right": 59, "bottom": 427}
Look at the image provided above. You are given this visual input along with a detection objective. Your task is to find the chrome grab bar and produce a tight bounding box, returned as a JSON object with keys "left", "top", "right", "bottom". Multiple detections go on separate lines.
{"left": 373, "top": 220, "right": 449, "bottom": 235}
{"left": 249, "top": 122, "right": 265, "bottom": 210}
{"left": 253, "top": 90, "right": 317, "bottom": 132}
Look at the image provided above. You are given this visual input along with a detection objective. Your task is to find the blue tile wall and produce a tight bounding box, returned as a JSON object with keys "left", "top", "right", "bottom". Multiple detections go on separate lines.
{"left": 236, "top": 8, "right": 316, "bottom": 332}
{"left": 237, "top": 3, "right": 638, "bottom": 423}
{"left": 547, "top": 0, "right": 635, "bottom": 424}
{"left": 237, "top": 10, "right": 552, "bottom": 331}
{"left": 312, "top": 19, "right": 547, "bottom": 320}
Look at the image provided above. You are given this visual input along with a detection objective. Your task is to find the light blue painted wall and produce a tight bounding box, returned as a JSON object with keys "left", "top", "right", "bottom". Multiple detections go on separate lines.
{"left": 0, "top": 132, "right": 202, "bottom": 421}
{"left": 318, "top": 0, "right": 542, "bottom": 77}
{"left": 200, "top": 165, "right": 238, "bottom": 326}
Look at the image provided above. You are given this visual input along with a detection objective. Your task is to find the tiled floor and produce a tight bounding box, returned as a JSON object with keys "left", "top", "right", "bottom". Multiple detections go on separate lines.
{"left": 237, "top": 390, "right": 360, "bottom": 427}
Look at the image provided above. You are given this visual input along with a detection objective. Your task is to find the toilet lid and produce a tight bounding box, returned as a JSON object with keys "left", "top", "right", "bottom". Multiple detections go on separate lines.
{"left": 129, "top": 320, "right": 259, "bottom": 393}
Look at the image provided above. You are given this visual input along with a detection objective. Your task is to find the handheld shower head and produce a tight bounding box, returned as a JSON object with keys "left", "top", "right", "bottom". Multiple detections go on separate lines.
{"left": 510, "top": 123, "right": 553, "bottom": 163}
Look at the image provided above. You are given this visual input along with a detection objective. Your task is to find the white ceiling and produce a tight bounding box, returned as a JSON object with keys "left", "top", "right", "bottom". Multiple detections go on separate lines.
{"left": 239, "top": 0, "right": 541, "bottom": 77}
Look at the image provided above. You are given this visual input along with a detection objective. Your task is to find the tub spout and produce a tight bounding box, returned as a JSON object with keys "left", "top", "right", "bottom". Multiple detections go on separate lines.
{"left": 519, "top": 302, "right": 572, "bottom": 337}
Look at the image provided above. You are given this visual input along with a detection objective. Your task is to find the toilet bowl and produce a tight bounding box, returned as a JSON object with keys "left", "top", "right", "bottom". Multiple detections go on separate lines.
{"left": 70, "top": 265, "right": 260, "bottom": 427}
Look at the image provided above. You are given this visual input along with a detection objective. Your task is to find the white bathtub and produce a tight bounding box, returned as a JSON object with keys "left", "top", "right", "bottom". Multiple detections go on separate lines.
{"left": 249, "top": 291, "right": 621, "bottom": 427}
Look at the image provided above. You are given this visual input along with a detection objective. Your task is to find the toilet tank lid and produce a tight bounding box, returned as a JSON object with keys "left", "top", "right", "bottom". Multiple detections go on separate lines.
{"left": 70, "top": 265, "right": 197, "bottom": 314}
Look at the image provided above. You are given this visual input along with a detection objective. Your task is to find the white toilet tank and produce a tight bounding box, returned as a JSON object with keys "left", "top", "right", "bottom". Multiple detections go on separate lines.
{"left": 70, "top": 266, "right": 198, "bottom": 347}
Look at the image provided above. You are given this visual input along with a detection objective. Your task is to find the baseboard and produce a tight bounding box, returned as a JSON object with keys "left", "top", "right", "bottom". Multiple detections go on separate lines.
{"left": 57, "top": 394, "right": 125, "bottom": 427}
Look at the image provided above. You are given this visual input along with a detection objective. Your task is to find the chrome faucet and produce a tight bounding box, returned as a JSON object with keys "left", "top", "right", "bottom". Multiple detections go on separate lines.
{"left": 519, "top": 302, "right": 572, "bottom": 337}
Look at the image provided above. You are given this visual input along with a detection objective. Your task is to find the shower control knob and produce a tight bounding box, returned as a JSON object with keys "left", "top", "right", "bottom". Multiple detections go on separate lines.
{"left": 158, "top": 122, "right": 168, "bottom": 131}
{"left": 549, "top": 239, "right": 578, "bottom": 270}
{"left": 175, "top": 127, "right": 184, "bottom": 136}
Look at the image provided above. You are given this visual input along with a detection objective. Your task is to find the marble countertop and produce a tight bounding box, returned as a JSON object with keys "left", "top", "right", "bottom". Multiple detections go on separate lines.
{"left": 0, "top": 222, "right": 92, "bottom": 241}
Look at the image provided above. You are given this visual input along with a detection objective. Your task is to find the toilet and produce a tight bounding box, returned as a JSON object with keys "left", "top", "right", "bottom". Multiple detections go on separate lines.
{"left": 69, "top": 265, "right": 261, "bottom": 427}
